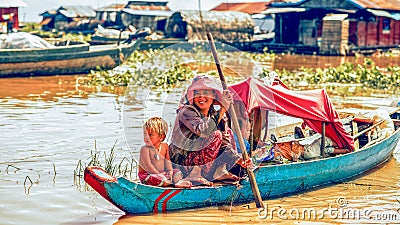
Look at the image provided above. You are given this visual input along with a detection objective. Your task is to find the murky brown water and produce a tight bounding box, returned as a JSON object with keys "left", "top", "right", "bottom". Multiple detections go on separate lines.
{"left": 1, "top": 54, "right": 400, "bottom": 225}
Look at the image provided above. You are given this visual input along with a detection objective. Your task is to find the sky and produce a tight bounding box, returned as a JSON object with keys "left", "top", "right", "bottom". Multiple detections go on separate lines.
{"left": 18, "top": 0, "right": 227, "bottom": 22}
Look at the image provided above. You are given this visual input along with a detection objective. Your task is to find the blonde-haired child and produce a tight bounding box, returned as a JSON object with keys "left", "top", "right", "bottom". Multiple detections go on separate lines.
{"left": 138, "top": 117, "right": 191, "bottom": 188}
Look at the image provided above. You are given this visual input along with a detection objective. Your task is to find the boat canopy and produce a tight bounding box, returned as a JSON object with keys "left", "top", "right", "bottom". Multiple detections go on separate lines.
{"left": 229, "top": 77, "right": 354, "bottom": 151}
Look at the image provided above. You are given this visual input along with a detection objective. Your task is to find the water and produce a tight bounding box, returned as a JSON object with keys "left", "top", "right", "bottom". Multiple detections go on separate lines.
{"left": 1, "top": 54, "right": 400, "bottom": 224}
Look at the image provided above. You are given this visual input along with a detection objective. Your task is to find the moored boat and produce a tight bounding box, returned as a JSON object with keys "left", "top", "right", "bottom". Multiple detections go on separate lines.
{"left": 84, "top": 77, "right": 400, "bottom": 215}
{"left": 0, "top": 28, "right": 150, "bottom": 77}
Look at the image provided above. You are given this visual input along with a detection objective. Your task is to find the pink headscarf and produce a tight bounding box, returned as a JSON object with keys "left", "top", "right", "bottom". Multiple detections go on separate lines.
{"left": 180, "top": 75, "right": 224, "bottom": 106}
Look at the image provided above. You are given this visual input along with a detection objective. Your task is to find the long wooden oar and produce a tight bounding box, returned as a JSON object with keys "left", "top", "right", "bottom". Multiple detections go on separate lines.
{"left": 206, "top": 33, "right": 263, "bottom": 208}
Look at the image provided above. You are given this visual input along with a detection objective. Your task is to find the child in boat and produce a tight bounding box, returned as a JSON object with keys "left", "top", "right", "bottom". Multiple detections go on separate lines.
{"left": 234, "top": 119, "right": 274, "bottom": 159}
{"left": 138, "top": 117, "right": 191, "bottom": 188}
{"left": 233, "top": 119, "right": 251, "bottom": 154}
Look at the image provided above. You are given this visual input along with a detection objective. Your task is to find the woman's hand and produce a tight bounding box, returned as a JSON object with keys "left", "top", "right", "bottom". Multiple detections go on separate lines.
{"left": 221, "top": 131, "right": 231, "bottom": 145}
{"left": 220, "top": 90, "right": 233, "bottom": 110}
{"left": 237, "top": 158, "right": 253, "bottom": 168}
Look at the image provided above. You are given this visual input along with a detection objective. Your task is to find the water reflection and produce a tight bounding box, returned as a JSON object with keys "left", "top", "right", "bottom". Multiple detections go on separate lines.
{"left": 0, "top": 52, "right": 399, "bottom": 224}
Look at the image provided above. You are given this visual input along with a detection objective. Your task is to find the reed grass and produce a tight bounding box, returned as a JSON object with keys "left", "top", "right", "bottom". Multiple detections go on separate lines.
{"left": 74, "top": 140, "right": 137, "bottom": 180}
{"left": 24, "top": 176, "right": 33, "bottom": 186}
{"left": 6, "top": 164, "right": 20, "bottom": 173}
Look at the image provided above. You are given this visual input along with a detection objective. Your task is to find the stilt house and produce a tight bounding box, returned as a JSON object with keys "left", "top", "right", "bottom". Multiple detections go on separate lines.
{"left": 263, "top": 0, "right": 400, "bottom": 55}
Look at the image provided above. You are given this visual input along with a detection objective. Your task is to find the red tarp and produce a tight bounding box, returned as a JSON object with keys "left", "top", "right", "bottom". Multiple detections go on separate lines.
{"left": 229, "top": 77, "right": 354, "bottom": 151}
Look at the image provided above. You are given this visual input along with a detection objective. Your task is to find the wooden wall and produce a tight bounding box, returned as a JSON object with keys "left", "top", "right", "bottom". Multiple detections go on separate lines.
{"left": 320, "top": 19, "right": 349, "bottom": 55}
{"left": 351, "top": 18, "right": 400, "bottom": 48}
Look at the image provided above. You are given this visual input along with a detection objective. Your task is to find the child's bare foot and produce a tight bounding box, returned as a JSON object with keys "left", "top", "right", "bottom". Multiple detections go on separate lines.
{"left": 213, "top": 163, "right": 239, "bottom": 181}
{"left": 214, "top": 172, "right": 239, "bottom": 181}
{"left": 189, "top": 177, "right": 213, "bottom": 186}
{"left": 174, "top": 179, "right": 192, "bottom": 188}
{"left": 161, "top": 179, "right": 173, "bottom": 187}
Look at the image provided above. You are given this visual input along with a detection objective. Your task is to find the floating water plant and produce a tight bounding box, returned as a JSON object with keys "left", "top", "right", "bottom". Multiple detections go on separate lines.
{"left": 260, "top": 58, "right": 400, "bottom": 91}
{"left": 82, "top": 48, "right": 276, "bottom": 89}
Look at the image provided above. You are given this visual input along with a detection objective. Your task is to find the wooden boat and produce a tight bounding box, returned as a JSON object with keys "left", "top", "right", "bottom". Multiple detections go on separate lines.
{"left": 0, "top": 29, "right": 150, "bottom": 77}
{"left": 91, "top": 36, "right": 185, "bottom": 51}
{"left": 84, "top": 77, "right": 400, "bottom": 215}
{"left": 89, "top": 26, "right": 183, "bottom": 50}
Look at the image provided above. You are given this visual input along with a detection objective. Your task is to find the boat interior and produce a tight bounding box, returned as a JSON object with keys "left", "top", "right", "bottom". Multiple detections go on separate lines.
{"left": 251, "top": 106, "right": 400, "bottom": 166}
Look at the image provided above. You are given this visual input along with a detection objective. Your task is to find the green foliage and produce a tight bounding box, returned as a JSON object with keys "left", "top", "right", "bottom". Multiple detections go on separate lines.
{"left": 82, "top": 47, "right": 398, "bottom": 91}
{"left": 84, "top": 48, "right": 276, "bottom": 89}
{"left": 244, "top": 48, "right": 276, "bottom": 62}
{"left": 19, "top": 22, "right": 41, "bottom": 32}
{"left": 260, "top": 58, "right": 400, "bottom": 90}
{"left": 75, "top": 140, "right": 136, "bottom": 178}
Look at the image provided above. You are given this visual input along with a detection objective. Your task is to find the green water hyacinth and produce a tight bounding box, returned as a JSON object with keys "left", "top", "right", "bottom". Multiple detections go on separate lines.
{"left": 86, "top": 49, "right": 398, "bottom": 91}
{"left": 85, "top": 48, "right": 275, "bottom": 89}
{"left": 260, "top": 58, "right": 400, "bottom": 90}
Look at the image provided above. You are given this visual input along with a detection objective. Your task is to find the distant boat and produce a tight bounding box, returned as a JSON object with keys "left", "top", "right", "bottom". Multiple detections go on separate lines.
{"left": 0, "top": 28, "right": 150, "bottom": 77}
{"left": 89, "top": 26, "right": 184, "bottom": 50}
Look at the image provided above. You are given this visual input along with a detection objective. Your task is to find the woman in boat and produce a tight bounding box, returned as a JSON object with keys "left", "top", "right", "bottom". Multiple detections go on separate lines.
{"left": 169, "top": 75, "right": 249, "bottom": 186}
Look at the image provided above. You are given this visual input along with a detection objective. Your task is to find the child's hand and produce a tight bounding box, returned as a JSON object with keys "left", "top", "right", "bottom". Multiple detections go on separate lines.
{"left": 166, "top": 170, "right": 173, "bottom": 179}
{"left": 164, "top": 178, "right": 172, "bottom": 186}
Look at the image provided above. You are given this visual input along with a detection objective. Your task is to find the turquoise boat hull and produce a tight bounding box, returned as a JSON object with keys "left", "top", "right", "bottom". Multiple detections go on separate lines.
{"left": 84, "top": 128, "right": 400, "bottom": 215}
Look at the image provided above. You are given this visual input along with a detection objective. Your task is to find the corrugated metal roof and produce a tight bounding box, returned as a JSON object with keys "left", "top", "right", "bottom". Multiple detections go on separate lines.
{"left": 262, "top": 7, "right": 306, "bottom": 14}
{"left": 39, "top": 10, "right": 57, "bottom": 16}
{"left": 323, "top": 14, "right": 348, "bottom": 21}
{"left": 126, "top": 5, "right": 170, "bottom": 10}
{"left": 212, "top": 2, "right": 271, "bottom": 14}
{"left": 366, "top": 9, "right": 400, "bottom": 20}
{"left": 96, "top": 4, "right": 126, "bottom": 12}
{"left": 275, "top": 0, "right": 400, "bottom": 11}
{"left": 127, "top": 0, "right": 169, "bottom": 4}
{"left": 122, "top": 9, "right": 173, "bottom": 17}
{"left": 350, "top": 0, "right": 400, "bottom": 11}
{"left": 0, "top": 0, "right": 27, "bottom": 8}
{"left": 175, "top": 10, "right": 254, "bottom": 30}
{"left": 58, "top": 5, "right": 96, "bottom": 18}
{"left": 367, "top": 9, "right": 392, "bottom": 17}
{"left": 392, "top": 13, "right": 400, "bottom": 20}
{"left": 272, "top": 0, "right": 400, "bottom": 11}
{"left": 39, "top": 17, "right": 52, "bottom": 25}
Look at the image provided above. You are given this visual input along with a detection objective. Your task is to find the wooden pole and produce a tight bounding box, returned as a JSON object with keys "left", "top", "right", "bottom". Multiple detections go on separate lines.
{"left": 262, "top": 110, "right": 269, "bottom": 142}
{"left": 352, "top": 121, "right": 359, "bottom": 151}
{"left": 249, "top": 112, "right": 254, "bottom": 156}
{"left": 207, "top": 33, "right": 263, "bottom": 209}
{"left": 320, "top": 122, "right": 326, "bottom": 157}
{"left": 117, "top": 29, "right": 123, "bottom": 46}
